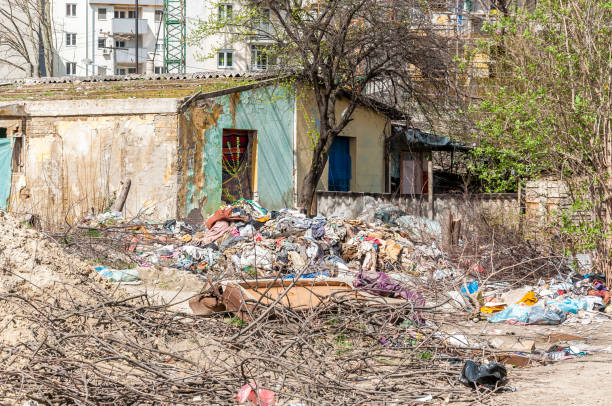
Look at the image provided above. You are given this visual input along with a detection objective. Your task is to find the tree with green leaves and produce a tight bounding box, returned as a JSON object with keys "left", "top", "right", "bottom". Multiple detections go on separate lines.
{"left": 473, "top": 0, "right": 612, "bottom": 276}
{"left": 193, "top": 0, "right": 453, "bottom": 213}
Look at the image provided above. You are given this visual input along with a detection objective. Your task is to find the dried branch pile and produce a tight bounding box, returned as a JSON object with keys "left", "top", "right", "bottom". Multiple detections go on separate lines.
{"left": 0, "top": 282, "right": 479, "bottom": 405}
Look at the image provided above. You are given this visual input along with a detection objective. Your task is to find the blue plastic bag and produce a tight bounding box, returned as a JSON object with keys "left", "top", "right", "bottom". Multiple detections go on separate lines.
{"left": 94, "top": 266, "right": 140, "bottom": 283}
{"left": 461, "top": 281, "right": 479, "bottom": 295}
{"left": 488, "top": 303, "right": 530, "bottom": 323}
{"left": 547, "top": 297, "right": 587, "bottom": 314}
{"left": 527, "top": 306, "right": 566, "bottom": 325}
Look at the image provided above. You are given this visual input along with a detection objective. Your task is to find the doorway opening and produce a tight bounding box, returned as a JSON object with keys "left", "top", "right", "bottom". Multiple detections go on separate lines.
{"left": 221, "top": 129, "right": 256, "bottom": 203}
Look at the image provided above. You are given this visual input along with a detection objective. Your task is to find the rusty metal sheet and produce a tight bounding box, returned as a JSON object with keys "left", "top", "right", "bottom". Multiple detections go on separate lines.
{"left": 222, "top": 279, "right": 361, "bottom": 322}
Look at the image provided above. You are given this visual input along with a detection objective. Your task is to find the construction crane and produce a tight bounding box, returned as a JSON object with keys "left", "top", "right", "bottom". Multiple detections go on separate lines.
{"left": 163, "top": 0, "right": 186, "bottom": 73}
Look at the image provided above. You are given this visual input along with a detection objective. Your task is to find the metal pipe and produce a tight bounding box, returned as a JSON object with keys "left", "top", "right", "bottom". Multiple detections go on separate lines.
{"left": 135, "top": 0, "right": 139, "bottom": 73}
{"left": 86, "top": 0, "right": 89, "bottom": 76}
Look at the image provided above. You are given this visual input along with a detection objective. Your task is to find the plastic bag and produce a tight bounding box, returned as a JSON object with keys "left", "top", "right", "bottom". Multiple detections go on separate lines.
{"left": 547, "top": 297, "right": 587, "bottom": 314}
{"left": 461, "top": 281, "right": 479, "bottom": 295}
{"left": 526, "top": 306, "right": 566, "bottom": 325}
{"left": 94, "top": 266, "right": 140, "bottom": 283}
{"left": 488, "top": 303, "right": 530, "bottom": 324}
{"left": 459, "top": 360, "right": 507, "bottom": 390}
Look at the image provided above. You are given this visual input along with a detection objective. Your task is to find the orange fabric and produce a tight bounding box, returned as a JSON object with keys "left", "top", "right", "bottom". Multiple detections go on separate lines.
{"left": 480, "top": 305, "right": 506, "bottom": 314}
{"left": 205, "top": 207, "right": 231, "bottom": 229}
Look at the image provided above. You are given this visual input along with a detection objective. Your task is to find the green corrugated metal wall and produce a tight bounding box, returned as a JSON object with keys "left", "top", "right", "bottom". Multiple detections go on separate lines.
{"left": 185, "top": 84, "right": 295, "bottom": 217}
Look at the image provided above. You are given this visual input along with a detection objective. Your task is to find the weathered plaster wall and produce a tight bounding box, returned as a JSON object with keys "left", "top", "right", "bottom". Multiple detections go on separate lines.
{"left": 0, "top": 99, "right": 179, "bottom": 116}
{"left": 295, "top": 86, "right": 390, "bottom": 196}
{"left": 178, "top": 85, "right": 295, "bottom": 219}
{"left": 12, "top": 110, "right": 178, "bottom": 225}
{"left": 178, "top": 104, "right": 223, "bottom": 220}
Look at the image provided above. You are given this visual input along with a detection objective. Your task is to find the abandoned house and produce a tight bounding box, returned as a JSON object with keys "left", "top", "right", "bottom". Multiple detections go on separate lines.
{"left": 0, "top": 73, "right": 403, "bottom": 224}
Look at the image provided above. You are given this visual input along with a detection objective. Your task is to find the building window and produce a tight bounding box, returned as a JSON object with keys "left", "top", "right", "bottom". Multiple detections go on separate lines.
{"left": 128, "top": 10, "right": 136, "bottom": 18}
{"left": 116, "top": 68, "right": 126, "bottom": 75}
{"left": 255, "top": 8, "right": 270, "bottom": 35}
{"left": 66, "top": 3, "right": 76, "bottom": 16}
{"left": 218, "top": 4, "right": 232, "bottom": 20}
{"left": 154, "top": 66, "right": 165, "bottom": 74}
{"left": 115, "top": 40, "right": 125, "bottom": 48}
{"left": 155, "top": 9, "right": 163, "bottom": 21}
{"left": 217, "top": 50, "right": 233, "bottom": 68}
{"left": 98, "top": 7, "right": 106, "bottom": 19}
{"left": 98, "top": 37, "right": 106, "bottom": 48}
{"left": 155, "top": 43, "right": 163, "bottom": 52}
{"left": 251, "top": 45, "right": 272, "bottom": 70}
{"left": 114, "top": 10, "right": 126, "bottom": 18}
{"left": 66, "top": 62, "right": 77, "bottom": 75}
{"left": 65, "top": 33, "right": 76, "bottom": 46}
{"left": 127, "top": 67, "right": 137, "bottom": 74}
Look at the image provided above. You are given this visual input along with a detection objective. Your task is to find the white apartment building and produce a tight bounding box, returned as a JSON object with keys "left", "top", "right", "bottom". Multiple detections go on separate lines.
{"left": 52, "top": 0, "right": 165, "bottom": 76}
{"left": 185, "top": 2, "right": 274, "bottom": 72}
{"left": 51, "top": 0, "right": 273, "bottom": 76}
{"left": 6, "top": 0, "right": 503, "bottom": 78}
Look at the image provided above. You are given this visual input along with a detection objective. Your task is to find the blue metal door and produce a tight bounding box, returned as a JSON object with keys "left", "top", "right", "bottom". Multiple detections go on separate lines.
{"left": 328, "top": 136, "right": 351, "bottom": 192}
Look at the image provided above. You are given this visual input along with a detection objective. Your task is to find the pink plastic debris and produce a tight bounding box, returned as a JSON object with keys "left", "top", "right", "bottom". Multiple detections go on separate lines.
{"left": 235, "top": 382, "right": 275, "bottom": 406}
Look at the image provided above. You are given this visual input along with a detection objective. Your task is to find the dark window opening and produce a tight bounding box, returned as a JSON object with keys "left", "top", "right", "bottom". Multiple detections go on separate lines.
{"left": 0, "top": 128, "right": 6, "bottom": 138}
{"left": 12, "top": 136, "right": 23, "bottom": 172}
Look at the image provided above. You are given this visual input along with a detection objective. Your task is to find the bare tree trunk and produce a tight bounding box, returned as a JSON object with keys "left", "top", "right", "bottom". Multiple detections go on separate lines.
{"left": 298, "top": 133, "right": 332, "bottom": 215}
{"left": 41, "top": 0, "right": 54, "bottom": 76}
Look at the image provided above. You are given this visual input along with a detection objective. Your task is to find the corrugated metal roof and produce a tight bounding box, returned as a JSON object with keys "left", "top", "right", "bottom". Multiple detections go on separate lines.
{"left": 0, "top": 72, "right": 276, "bottom": 101}
{"left": 8, "top": 71, "right": 270, "bottom": 86}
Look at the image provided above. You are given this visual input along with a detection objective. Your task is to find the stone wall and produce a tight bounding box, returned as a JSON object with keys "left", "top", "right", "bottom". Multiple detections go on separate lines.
{"left": 316, "top": 191, "right": 520, "bottom": 226}
{"left": 523, "top": 179, "right": 570, "bottom": 221}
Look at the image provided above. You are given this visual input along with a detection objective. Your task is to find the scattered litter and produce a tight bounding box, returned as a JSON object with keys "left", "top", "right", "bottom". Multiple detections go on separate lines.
{"left": 94, "top": 266, "right": 140, "bottom": 284}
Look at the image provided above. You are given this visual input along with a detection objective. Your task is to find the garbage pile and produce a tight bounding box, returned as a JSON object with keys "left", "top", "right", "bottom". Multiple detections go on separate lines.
{"left": 96, "top": 200, "right": 452, "bottom": 287}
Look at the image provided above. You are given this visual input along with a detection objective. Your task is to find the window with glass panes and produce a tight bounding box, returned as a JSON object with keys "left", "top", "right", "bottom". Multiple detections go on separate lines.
{"left": 218, "top": 50, "right": 233, "bottom": 68}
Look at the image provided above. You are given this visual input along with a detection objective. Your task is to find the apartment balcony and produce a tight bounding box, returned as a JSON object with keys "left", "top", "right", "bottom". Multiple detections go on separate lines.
{"left": 115, "top": 47, "right": 148, "bottom": 64}
{"left": 89, "top": 0, "right": 161, "bottom": 5}
{"left": 112, "top": 18, "right": 149, "bottom": 35}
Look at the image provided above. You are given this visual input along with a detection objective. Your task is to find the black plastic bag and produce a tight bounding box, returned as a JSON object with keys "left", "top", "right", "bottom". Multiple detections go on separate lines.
{"left": 459, "top": 360, "right": 507, "bottom": 390}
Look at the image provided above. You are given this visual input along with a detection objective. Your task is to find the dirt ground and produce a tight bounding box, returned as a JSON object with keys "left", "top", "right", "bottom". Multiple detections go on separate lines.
{"left": 438, "top": 312, "right": 612, "bottom": 405}
{"left": 495, "top": 352, "right": 612, "bottom": 405}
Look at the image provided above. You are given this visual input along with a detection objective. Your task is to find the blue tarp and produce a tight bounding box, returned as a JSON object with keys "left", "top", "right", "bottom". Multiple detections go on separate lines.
{"left": 0, "top": 138, "right": 11, "bottom": 209}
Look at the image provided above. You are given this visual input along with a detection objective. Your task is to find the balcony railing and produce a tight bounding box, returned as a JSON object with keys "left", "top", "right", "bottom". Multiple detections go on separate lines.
{"left": 114, "top": 47, "right": 148, "bottom": 64}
